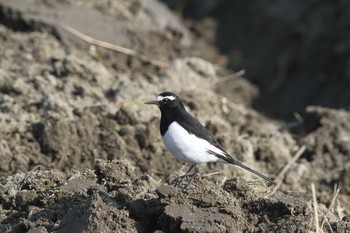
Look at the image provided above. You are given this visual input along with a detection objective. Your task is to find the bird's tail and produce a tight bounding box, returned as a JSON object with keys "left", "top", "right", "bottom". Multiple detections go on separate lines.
{"left": 209, "top": 149, "right": 275, "bottom": 186}
{"left": 229, "top": 158, "right": 276, "bottom": 186}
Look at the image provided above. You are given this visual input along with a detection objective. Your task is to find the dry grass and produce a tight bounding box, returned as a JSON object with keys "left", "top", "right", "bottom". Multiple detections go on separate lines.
{"left": 311, "top": 183, "right": 320, "bottom": 233}
{"left": 214, "top": 70, "right": 246, "bottom": 84}
{"left": 270, "top": 145, "right": 306, "bottom": 195}
{"left": 308, "top": 183, "right": 342, "bottom": 233}
{"left": 320, "top": 184, "right": 342, "bottom": 230}
{"left": 60, "top": 23, "right": 169, "bottom": 68}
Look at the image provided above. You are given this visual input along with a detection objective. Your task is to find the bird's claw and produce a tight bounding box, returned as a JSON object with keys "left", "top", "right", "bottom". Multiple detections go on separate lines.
{"left": 169, "top": 164, "right": 200, "bottom": 191}
{"left": 171, "top": 173, "right": 199, "bottom": 191}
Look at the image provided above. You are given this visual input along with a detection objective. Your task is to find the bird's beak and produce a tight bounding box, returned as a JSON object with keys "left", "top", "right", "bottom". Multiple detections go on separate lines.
{"left": 144, "top": 100, "right": 159, "bottom": 106}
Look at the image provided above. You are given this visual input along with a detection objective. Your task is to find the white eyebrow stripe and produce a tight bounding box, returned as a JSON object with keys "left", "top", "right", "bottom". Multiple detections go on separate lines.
{"left": 156, "top": 95, "right": 176, "bottom": 101}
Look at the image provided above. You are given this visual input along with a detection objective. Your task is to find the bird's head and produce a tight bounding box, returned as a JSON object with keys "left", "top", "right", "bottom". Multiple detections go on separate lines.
{"left": 144, "top": 91, "right": 183, "bottom": 110}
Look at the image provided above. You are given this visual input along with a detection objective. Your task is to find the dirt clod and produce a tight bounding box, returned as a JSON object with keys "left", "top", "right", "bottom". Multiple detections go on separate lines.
{"left": 1, "top": 0, "right": 350, "bottom": 232}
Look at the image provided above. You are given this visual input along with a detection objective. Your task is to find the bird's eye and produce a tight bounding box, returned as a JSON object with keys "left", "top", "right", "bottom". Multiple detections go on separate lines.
{"left": 163, "top": 98, "right": 169, "bottom": 103}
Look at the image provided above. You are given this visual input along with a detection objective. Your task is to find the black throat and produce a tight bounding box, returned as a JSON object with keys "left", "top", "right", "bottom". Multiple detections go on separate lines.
{"left": 159, "top": 103, "right": 186, "bottom": 136}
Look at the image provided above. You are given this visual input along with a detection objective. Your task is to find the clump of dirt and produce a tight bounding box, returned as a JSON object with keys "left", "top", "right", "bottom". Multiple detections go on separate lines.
{"left": 1, "top": 0, "right": 350, "bottom": 232}
{"left": 1, "top": 160, "right": 349, "bottom": 232}
{"left": 302, "top": 107, "right": 350, "bottom": 194}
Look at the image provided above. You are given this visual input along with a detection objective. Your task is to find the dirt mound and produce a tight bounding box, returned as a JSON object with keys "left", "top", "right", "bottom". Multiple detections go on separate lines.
{"left": 0, "top": 0, "right": 350, "bottom": 232}
{"left": 2, "top": 160, "right": 348, "bottom": 232}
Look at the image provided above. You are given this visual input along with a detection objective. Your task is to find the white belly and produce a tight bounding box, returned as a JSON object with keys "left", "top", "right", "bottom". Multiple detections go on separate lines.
{"left": 162, "top": 122, "right": 225, "bottom": 164}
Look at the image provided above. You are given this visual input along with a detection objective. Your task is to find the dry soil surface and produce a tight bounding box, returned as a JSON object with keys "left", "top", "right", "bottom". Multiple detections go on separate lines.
{"left": 0, "top": 1, "right": 349, "bottom": 232}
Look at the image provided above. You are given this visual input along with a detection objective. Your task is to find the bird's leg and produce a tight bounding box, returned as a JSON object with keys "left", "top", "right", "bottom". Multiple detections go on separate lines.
{"left": 173, "top": 164, "right": 195, "bottom": 187}
{"left": 182, "top": 164, "right": 200, "bottom": 191}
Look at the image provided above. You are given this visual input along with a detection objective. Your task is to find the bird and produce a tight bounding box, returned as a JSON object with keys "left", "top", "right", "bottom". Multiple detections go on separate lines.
{"left": 145, "top": 91, "right": 275, "bottom": 189}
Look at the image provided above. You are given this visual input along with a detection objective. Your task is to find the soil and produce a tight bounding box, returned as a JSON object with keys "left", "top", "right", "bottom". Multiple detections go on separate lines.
{"left": 0, "top": 0, "right": 349, "bottom": 232}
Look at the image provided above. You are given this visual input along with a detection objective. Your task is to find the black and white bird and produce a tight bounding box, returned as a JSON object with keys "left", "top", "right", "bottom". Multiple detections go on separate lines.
{"left": 145, "top": 91, "right": 275, "bottom": 188}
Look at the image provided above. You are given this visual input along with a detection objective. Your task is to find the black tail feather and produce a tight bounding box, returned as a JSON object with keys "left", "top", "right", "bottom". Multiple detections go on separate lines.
{"left": 211, "top": 150, "right": 276, "bottom": 186}
{"left": 230, "top": 159, "right": 276, "bottom": 186}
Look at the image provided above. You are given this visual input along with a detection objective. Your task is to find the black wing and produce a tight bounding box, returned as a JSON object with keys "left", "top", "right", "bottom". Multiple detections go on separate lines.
{"left": 177, "top": 111, "right": 223, "bottom": 148}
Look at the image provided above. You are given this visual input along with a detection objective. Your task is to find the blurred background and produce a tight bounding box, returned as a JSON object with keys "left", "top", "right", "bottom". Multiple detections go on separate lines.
{"left": 163, "top": 0, "right": 350, "bottom": 119}
{"left": 1, "top": 0, "right": 350, "bottom": 231}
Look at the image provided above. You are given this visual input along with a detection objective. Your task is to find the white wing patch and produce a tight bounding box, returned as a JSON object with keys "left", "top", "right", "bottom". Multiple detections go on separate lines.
{"left": 156, "top": 95, "right": 176, "bottom": 102}
{"left": 162, "top": 122, "right": 227, "bottom": 164}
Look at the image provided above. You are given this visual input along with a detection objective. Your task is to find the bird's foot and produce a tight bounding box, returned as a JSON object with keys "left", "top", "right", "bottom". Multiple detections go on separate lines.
{"left": 170, "top": 174, "right": 188, "bottom": 187}
{"left": 181, "top": 173, "right": 199, "bottom": 191}
{"left": 170, "top": 173, "right": 199, "bottom": 190}
{"left": 170, "top": 164, "right": 200, "bottom": 191}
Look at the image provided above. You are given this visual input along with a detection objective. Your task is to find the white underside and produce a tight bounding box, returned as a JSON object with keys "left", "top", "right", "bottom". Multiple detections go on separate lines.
{"left": 162, "top": 122, "right": 227, "bottom": 164}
